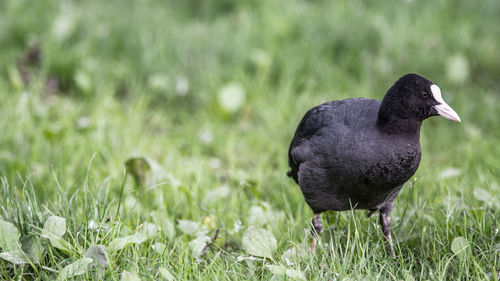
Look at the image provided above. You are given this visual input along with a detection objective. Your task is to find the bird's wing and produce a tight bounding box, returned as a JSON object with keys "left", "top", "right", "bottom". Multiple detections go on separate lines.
{"left": 287, "top": 101, "right": 342, "bottom": 182}
{"left": 287, "top": 98, "right": 380, "bottom": 183}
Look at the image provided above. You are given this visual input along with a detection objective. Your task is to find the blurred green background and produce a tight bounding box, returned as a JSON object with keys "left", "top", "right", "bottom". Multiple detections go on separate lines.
{"left": 0, "top": 0, "right": 499, "bottom": 280}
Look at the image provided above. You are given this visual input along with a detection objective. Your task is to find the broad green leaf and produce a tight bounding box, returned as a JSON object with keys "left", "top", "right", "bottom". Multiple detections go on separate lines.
{"left": 473, "top": 188, "right": 492, "bottom": 203}
{"left": 158, "top": 267, "right": 175, "bottom": 281}
{"left": 84, "top": 245, "right": 108, "bottom": 268}
{"left": 266, "top": 265, "right": 306, "bottom": 280}
{"left": 242, "top": 227, "right": 277, "bottom": 259}
{"left": 140, "top": 222, "right": 159, "bottom": 238}
{"left": 120, "top": 225, "right": 132, "bottom": 236}
{"left": 281, "top": 244, "right": 310, "bottom": 266}
{"left": 248, "top": 202, "right": 284, "bottom": 227}
{"left": 218, "top": 82, "right": 245, "bottom": 113}
{"left": 112, "top": 233, "right": 148, "bottom": 251}
{"left": 21, "top": 235, "right": 44, "bottom": 264}
{"left": 152, "top": 213, "right": 175, "bottom": 240}
{"left": 177, "top": 220, "right": 207, "bottom": 236}
{"left": 0, "top": 250, "right": 29, "bottom": 264}
{"left": 248, "top": 205, "right": 267, "bottom": 226}
{"left": 402, "top": 269, "right": 416, "bottom": 281}
{"left": 41, "top": 217, "right": 73, "bottom": 253}
{"left": 282, "top": 268, "right": 306, "bottom": 280}
{"left": 0, "top": 219, "right": 21, "bottom": 252}
{"left": 48, "top": 236, "right": 73, "bottom": 253}
{"left": 57, "top": 257, "right": 93, "bottom": 281}
{"left": 266, "top": 265, "right": 286, "bottom": 275}
{"left": 121, "top": 270, "right": 141, "bottom": 281}
{"left": 43, "top": 216, "right": 66, "bottom": 238}
{"left": 439, "top": 168, "right": 462, "bottom": 179}
{"left": 0, "top": 222, "right": 34, "bottom": 265}
{"left": 451, "top": 237, "right": 468, "bottom": 256}
{"left": 151, "top": 242, "right": 166, "bottom": 254}
{"left": 42, "top": 216, "right": 72, "bottom": 252}
{"left": 205, "top": 186, "right": 231, "bottom": 203}
{"left": 188, "top": 235, "right": 210, "bottom": 257}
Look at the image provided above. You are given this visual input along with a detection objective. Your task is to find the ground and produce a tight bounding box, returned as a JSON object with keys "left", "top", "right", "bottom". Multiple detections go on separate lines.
{"left": 0, "top": 0, "right": 499, "bottom": 280}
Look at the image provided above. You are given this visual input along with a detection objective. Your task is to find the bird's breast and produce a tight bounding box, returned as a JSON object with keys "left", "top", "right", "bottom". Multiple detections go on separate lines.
{"left": 364, "top": 142, "right": 421, "bottom": 188}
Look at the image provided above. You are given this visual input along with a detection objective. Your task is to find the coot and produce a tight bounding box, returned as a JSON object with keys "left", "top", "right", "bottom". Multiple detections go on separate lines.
{"left": 287, "top": 74, "right": 460, "bottom": 256}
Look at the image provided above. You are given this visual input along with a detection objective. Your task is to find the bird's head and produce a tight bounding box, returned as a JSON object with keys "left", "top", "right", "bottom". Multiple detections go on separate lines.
{"left": 379, "top": 73, "right": 461, "bottom": 124}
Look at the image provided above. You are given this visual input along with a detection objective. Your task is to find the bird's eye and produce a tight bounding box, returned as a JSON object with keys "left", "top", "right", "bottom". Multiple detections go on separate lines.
{"left": 422, "top": 92, "right": 429, "bottom": 98}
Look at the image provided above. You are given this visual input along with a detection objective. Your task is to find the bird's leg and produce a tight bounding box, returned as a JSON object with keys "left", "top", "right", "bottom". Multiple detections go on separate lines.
{"left": 311, "top": 213, "right": 322, "bottom": 252}
{"left": 379, "top": 208, "right": 396, "bottom": 258}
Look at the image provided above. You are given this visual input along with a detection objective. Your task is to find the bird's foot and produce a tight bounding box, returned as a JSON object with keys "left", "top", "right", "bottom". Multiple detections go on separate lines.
{"left": 386, "top": 241, "right": 396, "bottom": 259}
{"left": 379, "top": 208, "right": 397, "bottom": 258}
{"left": 310, "top": 213, "right": 323, "bottom": 252}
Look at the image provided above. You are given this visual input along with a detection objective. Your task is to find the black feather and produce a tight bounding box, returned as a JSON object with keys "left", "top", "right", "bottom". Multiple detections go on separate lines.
{"left": 288, "top": 74, "right": 441, "bottom": 213}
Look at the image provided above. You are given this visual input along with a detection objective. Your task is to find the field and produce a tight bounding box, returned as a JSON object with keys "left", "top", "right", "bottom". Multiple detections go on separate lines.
{"left": 0, "top": 0, "right": 499, "bottom": 280}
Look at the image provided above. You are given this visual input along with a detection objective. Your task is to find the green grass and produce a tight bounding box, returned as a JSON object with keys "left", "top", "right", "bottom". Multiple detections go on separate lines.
{"left": 0, "top": 0, "right": 499, "bottom": 280}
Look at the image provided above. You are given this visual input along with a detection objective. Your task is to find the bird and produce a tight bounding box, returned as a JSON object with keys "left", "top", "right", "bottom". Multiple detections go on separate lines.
{"left": 287, "top": 74, "right": 460, "bottom": 257}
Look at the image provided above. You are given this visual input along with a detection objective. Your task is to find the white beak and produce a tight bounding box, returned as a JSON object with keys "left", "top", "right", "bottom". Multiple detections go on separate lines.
{"left": 430, "top": 85, "right": 461, "bottom": 123}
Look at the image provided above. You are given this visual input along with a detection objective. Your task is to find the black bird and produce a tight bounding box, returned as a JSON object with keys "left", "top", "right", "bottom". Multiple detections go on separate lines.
{"left": 287, "top": 74, "right": 460, "bottom": 256}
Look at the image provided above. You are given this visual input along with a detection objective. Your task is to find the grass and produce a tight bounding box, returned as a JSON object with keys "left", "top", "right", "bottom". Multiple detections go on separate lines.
{"left": 0, "top": 0, "right": 499, "bottom": 279}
